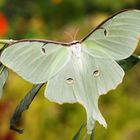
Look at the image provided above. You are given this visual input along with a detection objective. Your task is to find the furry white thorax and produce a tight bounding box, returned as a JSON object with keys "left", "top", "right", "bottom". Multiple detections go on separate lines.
{"left": 70, "top": 42, "right": 83, "bottom": 69}
{"left": 70, "top": 43, "right": 82, "bottom": 58}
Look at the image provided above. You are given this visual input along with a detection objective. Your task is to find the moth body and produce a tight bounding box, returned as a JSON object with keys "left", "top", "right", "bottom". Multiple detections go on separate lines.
{"left": 70, "top": 42, "right": 83, "bottom": 69}
{"left": 70, "top": 42, "right": 81, "bottom": 58}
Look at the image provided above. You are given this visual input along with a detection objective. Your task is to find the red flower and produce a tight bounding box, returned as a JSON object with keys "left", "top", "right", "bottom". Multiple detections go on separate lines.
{"left": 0, "top": 12, "right": 8, "bottom": 37}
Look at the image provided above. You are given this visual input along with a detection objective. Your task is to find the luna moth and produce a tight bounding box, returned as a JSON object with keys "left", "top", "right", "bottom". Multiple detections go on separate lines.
{"left": 0, "top": 9, "right": 140, "bottom": 133}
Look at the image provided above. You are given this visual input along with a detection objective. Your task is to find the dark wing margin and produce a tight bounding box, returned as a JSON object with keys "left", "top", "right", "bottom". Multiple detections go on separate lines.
{"left": 6, "top": 39, "right": 70, "bottom": 47}
{"left": 80, "top": 9, "right": 134, "bottom": 42}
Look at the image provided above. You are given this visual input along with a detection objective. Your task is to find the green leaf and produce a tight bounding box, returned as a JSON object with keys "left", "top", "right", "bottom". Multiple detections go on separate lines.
{"left": 90, "top": 130, "right": 94, "bottom": 140}
{"left": 10, "top": 84, "right": 44, "bottom": 134}
{"left": 118, "top": 55, "right": 140, "bottom": 72}
{"left": 72, "top": 123, "right": 86, "bottom": 140}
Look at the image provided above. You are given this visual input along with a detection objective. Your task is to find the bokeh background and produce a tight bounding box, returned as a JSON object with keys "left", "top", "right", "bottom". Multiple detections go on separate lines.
{"left": 0, "top": 0, "right": 140, "bottom": 140}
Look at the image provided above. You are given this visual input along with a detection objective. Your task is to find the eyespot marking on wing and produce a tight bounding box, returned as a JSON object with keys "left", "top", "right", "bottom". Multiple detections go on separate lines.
{"left": 104, "top": 29, "right": 109, "bottom": 36}
{"left": 40, "top": 43, "right": 47, "bottom": 54}
{"left": 99, "top": 27, "right": 109, "bottom": 37}
{"left": 41, "top": 47, "right": 46, "bottom": 54}
{"left": 66, "top": 78, "right": 74, "bottom": 85}
{"left": 93, "top": 70, "right": 100, "bottom": 77}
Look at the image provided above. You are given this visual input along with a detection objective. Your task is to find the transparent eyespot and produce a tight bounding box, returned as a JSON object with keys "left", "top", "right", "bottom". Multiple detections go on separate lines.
{"left": 93, "top": 70, "right": 100, "bottom": 77}
{"left": 66, "top": 78, "right": 74, "bottom": 84}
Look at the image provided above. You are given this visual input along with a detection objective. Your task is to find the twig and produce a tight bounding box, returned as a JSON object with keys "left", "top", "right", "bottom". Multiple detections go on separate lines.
{"left": 10, "top": 84, "right": 44, "bottom": 134}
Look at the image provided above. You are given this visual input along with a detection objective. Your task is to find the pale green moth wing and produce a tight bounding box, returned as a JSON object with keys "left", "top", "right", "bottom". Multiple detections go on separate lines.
{"left": 45, "top": 47, "right": 124, "bottom": 133}
{"left": 0, "top": 41, "right": 70, "bottom": 83}
{"left": 0, "top": 64, "right": 8, "bottom": 97}
{"left": 82, "top": 10, "right": 140, "bottom": 60}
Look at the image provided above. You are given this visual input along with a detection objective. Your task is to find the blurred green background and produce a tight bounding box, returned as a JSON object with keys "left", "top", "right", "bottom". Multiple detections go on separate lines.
{"left": 0, "top": 0, "right": 140, "bottom": 140}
